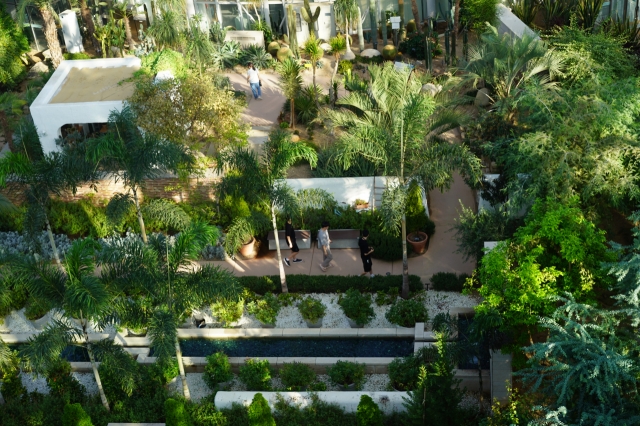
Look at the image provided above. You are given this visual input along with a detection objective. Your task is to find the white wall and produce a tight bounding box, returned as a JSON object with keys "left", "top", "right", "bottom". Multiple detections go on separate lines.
{"left": 215, "top": 391, "right": 407, "bottom": 414}
{"left": 286, "top": 176, "right": 386, "bottom": 207}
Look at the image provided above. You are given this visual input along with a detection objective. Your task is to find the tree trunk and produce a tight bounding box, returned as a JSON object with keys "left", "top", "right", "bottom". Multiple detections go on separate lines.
{"left": 290, "top": 98, "right": 296, "bottom": 130}
{"left": 312, "top": 65, "right": 320, "bottom": 109}
{"left": 357, "top": 7, "right": 364, "bottom": 51}
{"left": 79, "top": 0, "right": 100, "bottom": 53}
{"left": 132, "top": 188, "right": 148, "bottom": 243}
{"left": 410, "top": 0, "right": 422, "bottom": 33}
{"left": 87, "top": 343, "right": 110, "bottom": 410}
{"left": 175, "top": 337, "right": 191, "bottom": 400}
{"left": 401, "top": 213, "right": 409, "bottom": 299}
{"left": 123, "top": 15, "right": 135, "bottom": 49}
{"left": 271, "top": 205, "right": 288, "bottom": 293}
{"left": 44, "top": 213, "right": 61, "bottom": 266}
{"left": 345, "top": 18, "right": 352, "bottom": 53}
{"left": 453, "top": 0, "right": 460, "bottom": 39}
{"left": 0, "top": 111, "right": 14, "bottom": 153}
{"left": 370, "top": 0, "right": 378, "bottom": 49}
{"left": 40, "top": 6, "right": 63, "bottom": 68}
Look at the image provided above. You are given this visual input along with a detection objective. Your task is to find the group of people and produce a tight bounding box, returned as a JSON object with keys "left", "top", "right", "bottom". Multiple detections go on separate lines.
{"left": 283, "top": 218, "right": 375, "bottom": 278}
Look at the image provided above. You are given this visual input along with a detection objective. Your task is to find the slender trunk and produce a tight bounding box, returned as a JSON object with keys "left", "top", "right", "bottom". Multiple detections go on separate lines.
{"left": 44, "top": 213, "right": 61, "bottom": 266}
{"left": 357, "top": 7, "right": 364, "bottom": 51}
{"left": 332, "top": 55, "right": 339, "bottom": 83}
{"left": 40, "top": 6, "right": 63, "bottom": 68}
{"left": 290, "top": 98, "right": 296, "bottom": 130}
{"left": 312, "top": 65, "right": 319, "bottom": 109}
{"left": 80, "top": 0, "right": 100, "bottom": 52}
{"left": 123, "top": 15, "right": 135, "bottom": 49}
{"left": 477, "top": 360, "right": 483, "bottom": 402}
{"left": 132, "top": 188, "right": 148, "bottom": 243}
{"left": 401, "top": 213, "right": 409, "bottom": 298}
{"left": 175, "top": 336, "right": 191, "bottom": 400}
{"left": 345, "top": 18, "right": 352, "bottom": 53}
{"left": 0, "top": 111, "right": 14, "bottom": 153}
{"left": 370, "top": 0, "right": 378, "bottom": 50}
{"left": 87, "top": 342, "right": 110, "bottom": 410}
{"left": 253, "top": 3, "right": 262, "bottom": 25}
{"left": 271, "top": 205, "right": 288, "bottom": 293}
{"left": 410, "top": 0, "right": 422, "bottom": 33}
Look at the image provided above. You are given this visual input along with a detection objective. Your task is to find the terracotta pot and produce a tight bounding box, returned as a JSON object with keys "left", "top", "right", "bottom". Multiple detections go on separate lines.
{"left": 239, "top": 237, "right": 256, "bottom": 258}
{"left": 347, "top": 317, "right": 364, "bottom": 329}
{"left": 304, "top": 317, "right": 323, "bottom": 328}
{"left": 407, "top": 231, "right": 428, "bottom": 254}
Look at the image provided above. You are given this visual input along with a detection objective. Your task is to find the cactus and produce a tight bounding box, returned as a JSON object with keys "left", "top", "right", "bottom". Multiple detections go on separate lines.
{"left": 357, "top": 6, "right": 364, "bottom": 51}
{"left": 277, "top": 46, "right": 293, "bottom": 61}
{"left": 370, "top": 0, "right": 378, "bottom": 49}
{"left": 300, "top": 0, "right": 321, "bottom": 39}
{"left": 281, "top": 33, "right": 290, "bottom": 44}
{"left": 268, "top": 41, "right": 281, "bottom": 57}
{"left": 406, "top": 19, "right": 416, "bottom": 33}
{"left": 382, "top": 44, "right": 397, "bottom": 60}
{"left": 287, "top": 5, "right": 299, "bottom": 58}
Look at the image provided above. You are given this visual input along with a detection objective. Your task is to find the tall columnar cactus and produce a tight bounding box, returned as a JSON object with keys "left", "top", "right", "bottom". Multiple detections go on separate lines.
{"left": 287, "top": 5, "right": 299, "bottom": 58}
{"left": 357, "top": 6, "right": 364, "bottom": 51}
{"left": 370, "top": 0, "right": 378, "bottom": 49}
{"left": 301, "top": 0, "right": 321, "bottom": 39}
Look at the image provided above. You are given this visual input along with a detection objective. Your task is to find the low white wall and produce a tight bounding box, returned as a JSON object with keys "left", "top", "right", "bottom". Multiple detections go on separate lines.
{"left": 496, "top": 4, "right": 539, "bottom": 39}
{"left": 214, "top": 391, "right": 407, "bottom": 414}
{"left": 225, "top": 31, "right": 265, "bottom": 48}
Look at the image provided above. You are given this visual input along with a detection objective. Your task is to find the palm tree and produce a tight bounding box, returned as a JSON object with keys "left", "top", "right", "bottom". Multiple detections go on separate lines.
{"left": 185, "top": 16, "right": 214, "bottom": 75}
{"left": 112, "top": 1, "right": 136, "bottom": 50}
{"left": 85, "top": 106, "right": 195, "bottom": 244}
{"left": 0, "top": 93, "right": 26, "bottom": 153}
{"left": 334, "top": 0, "right": 357, "bottom": 56}
{"left": 329, "top": 36, "right": 347, "bottom": 84}
{"left": 216, "top": 129, "right": 318, "bottom": 293}
{"left": 148, "top": 9, "right": 184, "bottom": 50}
{"left": 98, "top": 222, "right": 242, "bottom": 400}
{"left": 17, "top": 0, "right": 64, "bottom": 68}
{"left": 277, "top": 58, "right": 303, "bottom": 130}
{"left": 300, "top": 35, "right": 324, "bottom": 108}
{"left": 17, "top": 238, "right": 137, "bottom": 411}
{"left": 76, "top": 0, "right": 100, "bottom": 53}
{"left": 321, "top": 63, "right": 482, "bottom": 298}
{"left": 0, "top": 121, "right": 97, "bottom": 266}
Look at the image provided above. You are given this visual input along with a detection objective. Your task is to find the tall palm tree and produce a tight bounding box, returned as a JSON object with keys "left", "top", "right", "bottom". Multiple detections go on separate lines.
{"left": 17, "top": 238, "right": 137, "bottom": 411}
{"left": 17, "top": 0, "right": 64, "bottom": 68}
{"left": 98, "top": 222, "right": 241, "bottom": 400}
{"left": 112, "top": 1, "right": 136, "bottom": 50}
{"left": 148, "top": 9, "right": 184, "bottom": 50}
{"left": 0, "top": 121, "right": 97, "bottom": 266}
{"left": 334, "top": 0, "right": 357, "bottom": 56}
{"left": 0, "top": 93, "right": 26, "bottom": 153}
{"left": 300, "top": 35, "right": 323, "bottom": 108}
{"left": 277, "top": 58, "right": 303, "bottom": 130}
{"left": 321, "top": 63, "right": 482, "bottom": 298}
{"left": 216, "top": 130, "right": 318, "bottom": 293}
{"left": 85, "top": 106, "right": 195, "bottom": 243}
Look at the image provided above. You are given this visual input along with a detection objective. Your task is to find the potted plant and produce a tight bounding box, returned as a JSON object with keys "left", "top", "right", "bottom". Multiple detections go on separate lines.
{"left": 298, "top": 297, "right": 326, "bottom": 328}
{"left": 239, "top": 358, "right": 273, "bottom": 391}
{"left": 388, "top": 355, "right": 420, "bottom": 391}
{"left": 203, "top": 352, "right": 234, "bottom": 390}
{"left": 211, "top": 297, "right": 244, "bottom": 328}
{"left": 385, "top": 299, "right": 428, "bottom": 328}
{"left": 279, "top": 361, "right": 316, "bottom": 391}
{"left": 224, "top": 216, "right": 266, "bottom": 259}
{"left": 406, "top": 231, "right": 428, "bottom": 254}
{"left": 327, "top": 360, "right": 365, "bottom": 390}
{"left": 354, "top": 198, "right": 369, "bottom": 210}
{"left": 338, "top": 289, "right": 375, "bottom": 328}
{"left": 247, "top": 293, "right": 281, "bottom": 328}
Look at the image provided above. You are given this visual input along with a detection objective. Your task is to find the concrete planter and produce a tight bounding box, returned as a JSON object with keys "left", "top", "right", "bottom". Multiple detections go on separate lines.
{"left": 347, "top": 318, "right": 364, "bottom": 329}
{"left": 260, "top": 322, "right": 276, "bottom": 329}
{"left": 304, "top": 317, "right": 323, "bottom": 328}
{"left": 337, "top": 383, "right": 356, "bottom": 391}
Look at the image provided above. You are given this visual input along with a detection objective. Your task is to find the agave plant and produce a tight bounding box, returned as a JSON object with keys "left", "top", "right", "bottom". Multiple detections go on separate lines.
{"left": 239, "top": 44, "right": 274, "bottom": 69}
{"left": 211, "top": 41, "right": 241, "bottom": 70}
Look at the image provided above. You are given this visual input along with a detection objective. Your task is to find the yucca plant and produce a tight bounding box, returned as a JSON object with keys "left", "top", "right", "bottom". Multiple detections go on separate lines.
{"left": 329, "top": 35, "right": 347, "bottom": 87}
{"left": 148, "top": 9, "right": 184, "bottom": 50}
{"left": 277, "top": 57, "right": 303, "bottom": 130}
{"left": 300, "top": 35, "right": 324, "bottom": 107}
{"left": 507, "top": 0, "right": 541, "bottom": 28}
{"left": 576, "top": 0, "right": 606, "bottom": 31}
{"left": 185, "top": 16, "right": 215, "bottom": 75}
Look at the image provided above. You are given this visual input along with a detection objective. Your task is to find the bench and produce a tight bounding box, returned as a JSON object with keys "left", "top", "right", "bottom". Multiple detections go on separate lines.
{"left": 317, "top": 229, "right": 360, "bottom": 249}
{"left": 267, "top": 230, "right": 311, "bottom": 250}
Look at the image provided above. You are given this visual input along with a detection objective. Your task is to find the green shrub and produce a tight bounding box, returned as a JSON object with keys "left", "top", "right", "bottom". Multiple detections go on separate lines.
{"left": 221, "top": 403, "right": 250, "bottom": 426}
{"left": 298, "top": 297, "right": 326, "bottom": 322}
{"left": 430, "top": 272, "right": 469, "bottom": 292}
{"left": 239, "top": 275, "right": 422, "bottom": 294}
{"left": 62, "top": 403, "right": 93, "bottom": 426}
{"left": 63, "top": 52, "right": 92, "bottom": 60}
{"left": 239, "top": 359, "right": 273, "bottom": 391}
{"left": 461, "top": 0, "right": 500, "bottom": 32}
{"left": 0, "top": 356, "right": 25, "bottom": 402}
{"left": 338, "top": 289, "right": 375, "bottom": 327}
{"left": 158, "top": 358, "right": 180, "bottom": 382}
{"left": 385, "top": 299, "right": 428, "bottom": 327}
{"left": 279, "top": 362, "right": 316, "bottom": 391}
{"left": 356, "top": 395, "right": 384, "bottom": 426}
{"left": 337, "top": 60, "right": 353, "bottom": 75}
{"left": 24, "top": 297, "right": 51, "bottom": 320}
{"left": 248, "top": 393, "right": 275, "bottom": 426}
{"left": 203, "top": 352, "right": 233, "bottom": 390}
{"left": 211, "top": 298, "right": 244, "bottom": 326}
{"left": 398, "top": 34, "right": 441, "bottom": 60}
{"left": 140, "top": 49, "right": 188, "bottom": 78}
{"left": 326, "top": 361, "right": 365, "bottom": 389}
{"left": 388, "top": 355, "right": 420, "bottom": 390}
{"left": 367, "top": 231, "right": 404, "bottom": 261}
{"left": 0, "top": 3, "right": 29, "bottom": 89}
{"left": 46, "top": 359, "right": 86, "bottom": 403}
{"left": 49, "top": 199, "right": 111, "bottom": 238}
{"left": 187, "top": 401, "right": 227, "bottom": 426}
{"left": 165, "top": 398, "right": 194, "bottom": 426}
{"left": 246, "top": 292, "right": 281, "bottom": 325}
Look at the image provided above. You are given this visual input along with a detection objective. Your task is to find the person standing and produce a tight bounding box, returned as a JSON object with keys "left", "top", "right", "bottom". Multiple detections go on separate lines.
{"left": 359, "top": 229, "right": 374, "bottom": 278}
{"left": 284, "top": 217, "right": 302, "bottom": 266}
{"left": 246, "top": 62, "right": 262, "bottom": 100}
{"left": 318, "top": 221, "right": 333, "bottom": 272}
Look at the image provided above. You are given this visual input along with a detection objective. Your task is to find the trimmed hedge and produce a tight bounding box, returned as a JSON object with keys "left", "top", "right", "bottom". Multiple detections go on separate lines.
{"left": 62, "top": 403, "right": 93, "bottom": 426}
{"left": 239, "top": 274, "right": 423, "bottom": 294}
{"left": 429, "top": 272, "right": 470, "bottom": 292}
{"left": 165, "top": 398, "right": 194, "bottom": 426}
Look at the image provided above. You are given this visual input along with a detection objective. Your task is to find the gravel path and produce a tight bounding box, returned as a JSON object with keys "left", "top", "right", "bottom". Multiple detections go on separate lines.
{"left": 4, "top": 308, "right": 117, "bottom": 334}
{"left": 20, "top": 372, "right": 99, "bottom": 395}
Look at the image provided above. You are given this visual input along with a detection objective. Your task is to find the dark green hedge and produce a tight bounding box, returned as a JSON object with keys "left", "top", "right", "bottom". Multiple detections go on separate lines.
{"left": 239, "top": 274, "right": 423, "bottom": 294}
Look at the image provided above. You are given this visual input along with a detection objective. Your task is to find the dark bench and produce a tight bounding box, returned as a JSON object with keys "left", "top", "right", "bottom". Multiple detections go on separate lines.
{"left": 267, "top": 230, "right": 311, "bottom": 250}
{"left": 316, "top": 229, "right": 360, "bottom": 249}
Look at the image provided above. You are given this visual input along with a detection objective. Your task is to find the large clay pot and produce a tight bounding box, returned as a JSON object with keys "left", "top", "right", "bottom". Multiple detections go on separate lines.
{"left": 407, "top": 231, "right": 428, "bottom": 254}
{"left": 304, "top": 317, "right": 323, "bottom": 328}
{"left": 239, "top": 237, "right": 256, "bottom": 258}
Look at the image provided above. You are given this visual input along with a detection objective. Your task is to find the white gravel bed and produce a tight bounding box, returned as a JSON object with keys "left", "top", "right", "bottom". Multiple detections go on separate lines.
{"left": 168, "top": 373, "right": 393, "bottom": 401}
{"left": 19, "top": 372, "right": 100, "bottom": 395}
{"left": 4, "top": 308, "right": 116, "bottom": 334}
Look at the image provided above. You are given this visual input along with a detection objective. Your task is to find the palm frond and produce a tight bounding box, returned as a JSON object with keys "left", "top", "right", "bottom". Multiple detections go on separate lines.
{"left": 106, "top": 193, "right": 135, "bottom": 227}
{"left": 142, "top": 199, "right": 191, "bottom": 231}
{"left": 148, "top": 308, "right": 178, "bottom": 363}
{"left": 91, "top": 338, "right": 139, "bottom": 396}
{"left": 20, "top": 320, "right": 80, "bottom": 375}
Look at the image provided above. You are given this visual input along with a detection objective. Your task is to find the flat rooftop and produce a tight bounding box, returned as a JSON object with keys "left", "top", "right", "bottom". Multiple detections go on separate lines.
{"left": 49, "top": 65, "right": 139, "bottom": 104}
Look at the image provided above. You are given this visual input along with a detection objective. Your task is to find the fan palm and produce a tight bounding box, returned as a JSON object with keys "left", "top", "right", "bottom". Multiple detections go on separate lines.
{"left": 17, "top": 0, "right": 63, "bottom": 68}
{"left": 216, "top": 129, "right": 318, "bottom": 293}
{"left": 85, "top": 106, "right": 196, "bottom": 243}
{"left": 277, "top": 57, "right": 303, "bottom": 130}
{"left": 98, "top": 222, "right": 241, "bottom": 400}
{"left": 0, "top": 92, "right": 26, "bottom": 153}
{"left": 17, "top": 238, "right": 136, "bottom": 411}
{"left": 0, "top": 121, "right": 97, "bottom": 265}
{"left": 300, "top": 35, "right": 324, "bottom": 108}
{"left": 321, "top": 63, "right": 482, "bottom": 298}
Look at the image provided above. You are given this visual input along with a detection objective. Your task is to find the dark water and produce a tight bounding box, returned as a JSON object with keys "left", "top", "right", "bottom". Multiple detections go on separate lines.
{"left": 9, "top": 345, "right": 90, "bottom": 362}
{"left": 168, "top": 338, "right": 414, "bottom": 358}
{"left": 457, "top": 317, "right": 491, "bottom": 370}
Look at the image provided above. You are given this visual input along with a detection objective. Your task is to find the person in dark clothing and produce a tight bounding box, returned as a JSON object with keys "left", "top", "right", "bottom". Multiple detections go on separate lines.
{"left": 359, "top": 229, "right": 374, "bottom": 277}
{"left": 284, "top": 217, "right": 302, "bottom": 266}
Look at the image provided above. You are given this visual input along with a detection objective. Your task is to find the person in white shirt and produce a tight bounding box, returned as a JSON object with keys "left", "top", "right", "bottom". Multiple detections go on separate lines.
{"left": 246, "top": 62, "right": 262, "bottom": 100}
